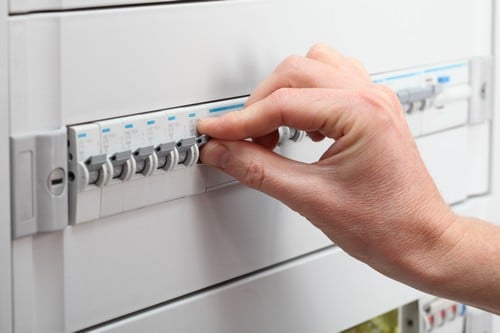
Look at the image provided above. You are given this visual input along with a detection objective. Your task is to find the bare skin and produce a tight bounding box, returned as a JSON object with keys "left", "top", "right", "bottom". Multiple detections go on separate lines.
{"left": 198, "top": 43, "right": 500, "bottom": 314}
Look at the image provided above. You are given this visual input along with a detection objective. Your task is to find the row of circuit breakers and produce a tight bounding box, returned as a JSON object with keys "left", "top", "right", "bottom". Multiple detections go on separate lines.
{"left": 67, "top": 97, "right": 307, "bottom": 226}
{"left": 10, "top": 58, "right": 491, "bottom": 238}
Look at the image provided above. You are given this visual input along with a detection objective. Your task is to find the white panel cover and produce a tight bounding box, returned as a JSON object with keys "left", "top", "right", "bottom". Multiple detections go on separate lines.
{"left": 9, "top": 0, "right": 492, "bottom": 133}
{"left": 417, "top": 127, "right": 469, "bottom": 205}
{"left": 64, "top": 183, "right": 332, "bottom": 331}
{"left": 88, "top": 248, "right": 421, "bottom": 333}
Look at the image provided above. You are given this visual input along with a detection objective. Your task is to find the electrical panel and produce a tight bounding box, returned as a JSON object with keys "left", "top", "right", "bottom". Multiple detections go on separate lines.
{"left": 4, "top": 1, "right": 496, "bottom": 332}
{"left": 9, "top": 58, "right": 492, "bottom": 237}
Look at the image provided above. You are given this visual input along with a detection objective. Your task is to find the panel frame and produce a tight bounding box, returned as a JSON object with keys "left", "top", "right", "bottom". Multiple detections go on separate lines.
{"left": 9, "top": 0, "right": 179, "bottom": 14}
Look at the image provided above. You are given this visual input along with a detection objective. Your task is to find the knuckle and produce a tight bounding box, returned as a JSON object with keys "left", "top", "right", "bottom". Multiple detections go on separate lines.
{"left": 266, "top": 88, "right": 293, "bottom": 127}
{"left": 356, "top": 87, "right": 395, "bottom": 126}
{"left": 356, "top": 87, "right": 384, "bottom": 108}
{"left": 275, "top": 55, "right": 304, "bottom": 75}
{"left": 269, "top": 87, "right": 292, "bottom": 107}
{"left": 241, "top": 160, "right": 265, "bottom": 190}
{"left": 357, "top": 86, "right": 395, "bottom": 111}
{"left": 306, "top": 43, "right": 330, "bottom": 59}
{"left": 376, "top": 85, "right": 402, "bottom": 110}
{"left": 271, "top": 88, "right": 292, "bottom": 105}
{"left": 348, "top": 57, "right": 369, "bottom": 74}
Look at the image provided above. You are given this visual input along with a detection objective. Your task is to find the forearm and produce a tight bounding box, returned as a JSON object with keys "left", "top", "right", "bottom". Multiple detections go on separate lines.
{"left": 408, "top": 215, "right": 500, "bottom": 314}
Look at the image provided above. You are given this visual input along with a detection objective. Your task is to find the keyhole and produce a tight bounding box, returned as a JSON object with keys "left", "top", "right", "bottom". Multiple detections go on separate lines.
{"left": 481, "top": 82, "right": 487, "bottom": 100}
{"left": 47, "top": 168, "right": 66, "bottom": 196}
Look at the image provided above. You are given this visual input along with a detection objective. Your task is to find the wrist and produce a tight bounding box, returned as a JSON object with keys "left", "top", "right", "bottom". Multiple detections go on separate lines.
{"left": 393, "top": 206, "right": 465, "bottom": 292}
{"left": 414, "top": 211, "right": 464, "bottom": 286}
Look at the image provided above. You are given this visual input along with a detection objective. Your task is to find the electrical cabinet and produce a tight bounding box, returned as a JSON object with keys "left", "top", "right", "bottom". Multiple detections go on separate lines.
{"left": 1, "top": 0, "right": 498, "bottom": 332}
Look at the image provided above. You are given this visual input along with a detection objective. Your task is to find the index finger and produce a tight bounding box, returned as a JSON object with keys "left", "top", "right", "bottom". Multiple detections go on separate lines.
{"left": 198, "top": 88, "right": 358, "bottom": 141}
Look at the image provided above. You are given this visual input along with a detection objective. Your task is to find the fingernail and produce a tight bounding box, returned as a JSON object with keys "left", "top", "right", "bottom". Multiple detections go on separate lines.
{"left": 201, "top": 142, "right": 230, "bottom": 169}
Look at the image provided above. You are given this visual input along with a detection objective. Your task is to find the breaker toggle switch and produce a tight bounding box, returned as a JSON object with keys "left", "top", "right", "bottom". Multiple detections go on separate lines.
{"left": 278, "top": 126, "right": 306, "bottom": 145}
{"left": 156, "top": 142, "right": 179, "bottom": 172}
{"left": 133, "top": 146, "right": 158, "bottom": 176}
{"left": 111, "top": 150, "right": 135, "bottom": 181}
{"left": 397, "top": 85, "right": 440, "bottom": 113}
{"left": 278, "top": 126, "right": 291, "bottom": 146}
{"left": 81, "top": 154, "right": 111, "bottom": 187}
{"left": 177, "top": 137, "right": 200, "bottom": 167}
{"left": 289, "top": 128, "right": 306, "bottom": 142}
{"left": 195, "top": 134, "right": 210, "bottom": 147}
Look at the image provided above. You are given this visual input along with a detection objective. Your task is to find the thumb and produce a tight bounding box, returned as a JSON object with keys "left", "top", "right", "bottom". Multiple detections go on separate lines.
{"left": 200, "top": 139, "right": 317, "bottom": 209}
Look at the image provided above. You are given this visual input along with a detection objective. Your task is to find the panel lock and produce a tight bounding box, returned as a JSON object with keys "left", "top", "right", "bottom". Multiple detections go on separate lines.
{"left": 110, "top": 150, "right": 135, "bottom": 181}
{"left": 155, "top": 142, "right": 179, "bottom": 172}
{"left": 11, "top": 128, "right": 68, "bottom": 239}
{"left": 133, "top": 146, "right": 158, "bottom": 176}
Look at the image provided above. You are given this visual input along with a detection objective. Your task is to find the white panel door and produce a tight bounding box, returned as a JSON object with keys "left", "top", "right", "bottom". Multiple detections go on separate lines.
{"left": 88, "top": 248, "right": 421, "bottom": 333}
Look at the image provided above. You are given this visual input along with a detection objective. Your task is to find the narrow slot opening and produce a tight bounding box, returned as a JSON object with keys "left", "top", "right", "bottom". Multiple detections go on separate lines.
{"left": 51, "top": 178, "right": 64, "bottom": 186}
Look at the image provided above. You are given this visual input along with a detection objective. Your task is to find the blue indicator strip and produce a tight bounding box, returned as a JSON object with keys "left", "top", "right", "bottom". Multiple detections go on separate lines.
{"left": 77, "top": 133, "right": 87, "bottom": 139}
{"left": 385, "top": 72, "right": 419, "bottom": 81}
{"left": 423, "top": 63, "right": 467, "bottom": 73}
{"left": 373, "top": 62, "right": 467, "bottom": 84}
{"left": 102, "top": 128, "right": 111, "bottom": 133}
{"left": 209, "top": 103, "right": 245, "bottom": 114}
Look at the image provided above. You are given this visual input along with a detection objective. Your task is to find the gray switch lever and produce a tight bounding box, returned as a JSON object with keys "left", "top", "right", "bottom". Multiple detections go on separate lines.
{"left": 397, "top": 85, "right": 441, "bottom": 104}
{"left": 177, "top": 137, "right": 200, "bottom": 167}
{"left": 86, "top": 154, "right": 107, "bottom": 171}
{"left": 111, "top": 150, "right": 134, "bottom": 181}
{"left": 85, "top": 154, "right": 109, "bottom": 186}
{"left": 195, "top": 135, "right": 210, "bottom": 147}
{"left": 156, "top": 142, "right": 179, "bottom": 172}
{"left": 133, "top": 146, "right": 157, "bottom": 176}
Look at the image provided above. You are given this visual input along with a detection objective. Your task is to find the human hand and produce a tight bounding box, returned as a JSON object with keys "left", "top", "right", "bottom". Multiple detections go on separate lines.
{"left": 197, "top": 44, "right": 459, "bottom": 289}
